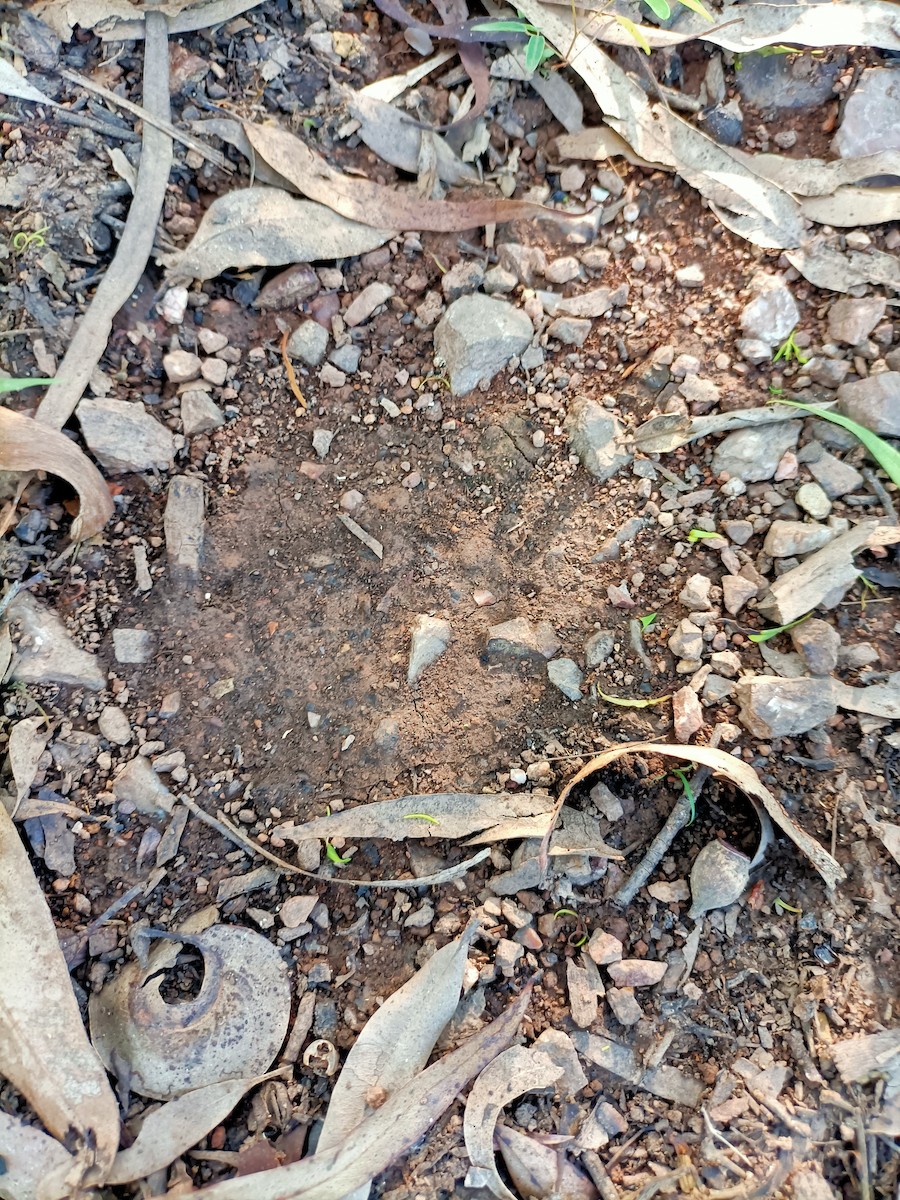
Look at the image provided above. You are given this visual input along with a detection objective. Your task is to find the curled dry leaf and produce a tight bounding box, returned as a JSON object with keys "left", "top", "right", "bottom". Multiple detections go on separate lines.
{"left": 162, "top": 187, "right": 393, "bottom": 284}
{"left": 244, "top": 121, "right": 581, "bottom": 234}
{"left": 89, "top": 924, "right": 291, "bottom": 1099}
{"left": 0, "top": 1110, "right": 73, "bottom": 1200}
{"left": 345, "top": 89, "right": 479, "bottom": 186}
{"left": 464, "top": 1045, "right": 565, "bottom": 1199}
{"left": 631, "top": 405, "right": 804, "bottom": 455}
{"left": 33, "top": 0, "right": 268, "bottom": 41}
{"left": 303, "top": 1040, "right": 341, "bottom": 1078}
{"left": 190, "top": 986, "right": 532, "bottom": 1200}
{"left": 6, "top": 715, "right": 51, "bottom": 816}
{"left": 0, "top": 408, "right": 114, "bottom": 539}
{"left": 0, "top": 60, "right": 56, "bottom": 106}
{"left": 540, "top": 742, "right": 845, "bottom": 892}
{"left": 496, "top": 1125, "right": 597, "bottom": 1200}
{"left": 316, "top": 923, "right": 479, "bottom": 1200}
{"left": 0, "top": 805, "right": 119, "bottom": 1191}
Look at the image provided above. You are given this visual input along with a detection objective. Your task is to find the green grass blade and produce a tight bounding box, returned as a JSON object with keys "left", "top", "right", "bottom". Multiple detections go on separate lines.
{"left": 471, "top": 18, "right": 528, "bottom": 32}
{"left": 676, "top": 0, "right": 713, "bottom": 19}
{"left": 614, "top": 14, "right": 652, "bottom": 53}
{"left": 0, "top": 377, "right": 55, "bottom": 393}
{"left": 772, "top": 398, "right": 900, "bottom": 487}
{"left": 747, "top": 614, "right": 811, "bottom": 644}
{"left": 524, "top": 32, "right": 545, "bottom": 73}
{"left": 644, "top": 0, "right": 671, "bottom": 20}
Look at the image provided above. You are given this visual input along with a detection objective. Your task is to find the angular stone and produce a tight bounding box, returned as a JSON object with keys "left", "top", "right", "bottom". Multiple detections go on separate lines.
{"left": 162, "top": 349, "right": 201, "bottom": 383}
{"left": 197, "top": 329, "right": 229, "bottom": 354}
{"left": 98, "top": 705, "right": 132, "bottom": 745}
{"left": 827, "top": 297, "right": 886, "bottom": 345}
{"left": 675, "top": 264, "right": 704, "bottom": 288}
{"left": 734, "top": 676, "right": 837, "bottom": 738}
{"left": 668, "top": 619, "right": 703, "bottom": 660}
{"left": 112, "top": 628, "right": 155, "bottom": 664}
{"left": 566, "top": 958, "right": 601, "bottom": 1029}
{"left": 837, "top": 373, "right": 900, "bottom": 436}
{"left": 548, "top": 657, "right": 583, "bottom": 701}
{"left": 806, "top": 356, "right": 850, "bottom": 389}
{"left": 722, "top": 575, "right": 759, "bottom": 616}
{"left": 547, "top": 316, "right": 591, "bottom": 347}
{"left": 794, "top": 482, "right": 831, "bottom": 520}
{"left": 486, "top": 617, "right": 560, "bottom": 660}
{"left": 113, "top": 755, "right": 175, "bottom": 818}
{"left": 722, "top": 520, "right": 754, "bottom": 546}
{"left": 440, "top": 259, "right": 484, "bottom": 301}
{"left": 763, "top": 520, "right": 834, "bottom": 558}
{"left": 587, "top": 930, "right": 623, "bottom": 965}
{"left": 287, "top": 320, "right": 329, "bottom": 366}
{"left": 164, "top": 476, "right": 205, "bottom": 575}
{"left": 6, "top": 593, "right": 105, "bottom": 691}
{"left": 790, "top": 618, "right": 841, "bottom": 676}
{"left": 584, "top": 629, "right": 615, "bottom": 667}
{"left": 344, "top": 282, "right": 394, "bottom": 327}
{"left": 434, "top": 294, "right": 532, "bottom": 396}
{"left": 407, "top": 614, "right": 452, "bottom": 684}
{"left": 712, "top": 422, "right": 800, "bottom": 483}
{"left": 199, "top": 357, "right": 228, "bottom": 386}
{"left": 607, "top": 987, "right": 643, "bottom": 1027}
{"left": 78, "top": 397, "right": 176, "bottom": 474}
{"left": 564, "top": 397, "right": 631, "bottom": 482}
{"left": 181, "top": 389, "right": 225, "bottom": 437}
{"left": 739, "top": 274, "right": 799, "bottom": 346}
{"left": 679, "top": 573, "right": 712, "bottom": 611}
{"left": 709, "top": 651, "right": 741, "bottom": 679}
{"left": 673, "top": 685, "right": 704, "bottom": 741}
{"left": 805, "top": 445, "right": 865, "bottom": 499}
{"left": 606, "top": 959, "right": 667, "bottom": 987}
{"left": 833, "top": 67, "right": 900, "bottom": 158}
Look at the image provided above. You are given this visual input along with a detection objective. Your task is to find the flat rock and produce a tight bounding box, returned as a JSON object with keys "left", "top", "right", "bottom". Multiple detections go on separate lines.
{"left": 794, "top": 482, "right": 832, "bottom": 520}
{"left": 548, "top": 657, "right": 583, "bottom": 701}
{"left": 287, "top": 319, "right": 329, "bottom": 366}
{"left": 763, "top": 520, "right": 834, "bottom": 558}
{"left": 837, "top": 373, "right": 900, "bottom": 436}
{"left": 607, "top": 987, "right": 643, "bottom": 1027}
{"left": 668, "top": 619, "right": 703, "bottom": 660}
{"left": 98, "top": 705, "right": 132, "bottom": 745}
{"left": 181, "top": 389, "right": 225, "bottom": 437}
{"left": 408, "top": 614, "right": 452, "bottom": 684}
{"left": 722, "top": 519, "right": 754, "bottom": 546}
{"left": 163, "top": 348, "right": 201, "bottom": 383}
{"left": 734, "top": 676, "right": 837, "bottom": 738}
{"left": 827, "top": 297, "right": 886, "bottom": 345}
{"left": 78, "top": 397, "right": 176, "bottom": 474}
{"left": 486, "top": 617, "right": 560, "bottom": 661}
{"left": 564, "top": 397, "right": 631, "bottom": 482}
{"left": 804, "top": 444, "right": 864, "bottom": 498}
{"left": 722, "top": 575, "right": 759, "bottom": 616}
{"left": 679, "top": 573, "right": 712, "bottom": 611}
{"left": 164, "top": 476, "right": 205, "bottom": 575}
{"left": 587, "top": 929, "right": 624, "bottom": 965}
{"left": 790, "top": 618, "right": 841, "bottom": 676}
{"left": 584, "top": 629, "right": 615, "bottom": 667}
{"left": 606, "top": 959, "right": 667, "bottom": 988}
{"left": 833, "top": 67, "right": 900, "bottom": 157}
{"left": 739, "top": 274, "right": 799, "bottom": 346}
{"left": 673, "top": 685, "right": 704, "bottom": 741}
{"left": 6, "top": 592, "right": 105, "bottom": 691}
{"left": 113, "top": 756, "right": 175, "bottom": 818}
{"left": 434, "top": 294, "right": 532, "bottom": 396}
{"left": 113, "top": 628, "right": 156, "bottom": 664}
{"left": 344, "top": 282, "right": 394, "bottom": 327}
{"left": 712, "top": 421, "right": 800, "bottom": 483}
{"left": 566, "top": 959, "right": 601, "bottom": 1029}
{"left": 547, "top": 316, "right": 592, "bottom": 347}
{"left": 197, "top": 329, "right": 229, "bottom": 354}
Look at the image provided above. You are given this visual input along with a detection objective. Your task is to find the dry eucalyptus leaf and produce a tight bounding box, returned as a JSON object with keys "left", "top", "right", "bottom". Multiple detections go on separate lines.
{"left": 496, "top": 1126, "right": 597, "bottom": 1200}
{"left": 687, "top": 840, "right": 753, "bottom": 921}
{"left": 541, "top": 742, "right": 844, "bottom": 892}
{"left": 632, "top": 405, "right": 804, "bottom": 455}
{"left": 162, "top": 188, "right": 394, "bottom": 284}
{"left": 0, "top": 622, "right": 12, "bottom": 684}
{"left": 89, "top": 924, "right": 291, "bottom": 1099}
{"left": 346, "top": 91, "right": 479, "bottom": 187}
{"left": 274, "top": 790, "right": 556, "bottom": 845}
{"left": 0, "top": 60, "right": 56, "bottom": 105}
{"left": 360, "top": 51, "right": 455, "bottom": 103}
{"left": 464, "top": 1045, "right": 565, "bottom": 1199}
{"left": 0, "top": 1110, "right": 73, "bottom": 1200}
{"left": 0, "top": 408, "right": 114, "bottom": 539}
{"left": 33, "top": 0, "right": 267, "bottom": 40}
{"left": 0, "top": 804, "right": 119, "bottom": 1191}
{"left": 785, "top": 241, "right": 900, "bottom": 293}
{"left": 316, "top": 923, "right": 479, "bottom": 1200}
{"left": 106, "top": 1076, "right": 270, "bottom": 1185}
{"left": 832, "top": 675, "right": 900, "bottom": 721}
{"left": 186, "top": 987, "right": 532, "bottom": 1200}
{"left": 6, "top": 715, "right": 51, "bottom": 816}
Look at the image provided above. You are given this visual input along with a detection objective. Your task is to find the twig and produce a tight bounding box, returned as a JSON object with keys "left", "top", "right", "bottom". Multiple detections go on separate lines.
{"left": 0, "top": 573, "right": 45, "bottom": 621}
{"left": 854, "top": 1109, "right": 872, "bottom": 1200}
{"left": 862, "top": 466, "right": 898, "bottom": 527}
{"left": 703, "top": 1107, "right": 755, "bottom": 1171}
{"left": 580, "top": 1151, "right": 620, "bottom": 1200}
{"left": 36, "top": 12, "right": 174, "bottom": 432}
{"left": 55, "top": 108, "right": 142, "bottom": 142}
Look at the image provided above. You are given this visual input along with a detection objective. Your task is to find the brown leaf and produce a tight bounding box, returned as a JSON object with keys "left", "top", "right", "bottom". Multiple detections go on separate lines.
{"left": 244, "top": 122, "right": 576, "bottom": 233}
{"left": 0, "top": 408, "right": 113, "bottom": 539}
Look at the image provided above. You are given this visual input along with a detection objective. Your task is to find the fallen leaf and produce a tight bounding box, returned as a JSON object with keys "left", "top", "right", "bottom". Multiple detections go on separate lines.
{"left": 346, "top": 89, "right": 479, "bottom": 186}
{"left": 0, "top": 60, "right": 56, "bottom": 105}
{"left": 33, "top": 0, "right": 268, "bottom": 41}
{"left": 89, "top": 924, "right": 291, "bottom": 1099}
{"left": 244, "top": 121, "right": 580, "bottom": 233}
{"left": 0, "top": 622, "right": 11, "bottom": 683}
{"left": 188, "top": 986, "right": 532, "bottom": 1200}
{"left": 572, "top": 1030, "right": 704, "bottom": 1106}
{"left": 785, "top": 238, "right": 900, "bottom": 293}
{"left": 162, "top": 187, "right": 394, "bottom": 283}
{"left": 316, "top": 924, "right": 480, "bottom": 1200}
{"left": 0, "top": 1110, "right": 73, "bottom": 1200}
{"left": 832, "top": 675, "right": 900, "bottom": 721}
{"left": 596, "top": 687, "right": 670, "bottom": 709}
{"left": 632, "top": 404, "right": 804, "bottom": 454}
{"left": 6, "top": 715, "right": 51, "bottom": 817}
{"left": 464, "top": 1045, "right": 564, "bottom": 1198}
{"left": 360, "top": 51, "right": 456, "bottom": 103}
{"left": 0, "top": 407, "right": 114, "bottom": 539}
{"left": 496, "top": 1126, "right": 597, "bottom": 1200}
{"left": 0, "top": 804, "right": 119, "bottom": 1191}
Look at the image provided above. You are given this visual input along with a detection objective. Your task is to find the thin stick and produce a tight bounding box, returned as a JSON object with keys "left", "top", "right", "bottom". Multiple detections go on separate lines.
{"left": 580, "top": 1151, "right": 620, "bottom": 1200}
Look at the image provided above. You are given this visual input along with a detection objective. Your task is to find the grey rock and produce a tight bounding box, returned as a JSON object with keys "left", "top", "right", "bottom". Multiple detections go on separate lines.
{"left": 679, "top": 374, "right": 720, "bottom": 409}
{"left": 566, "top": 959, "right": 600, "bottom": 1029}
{"left": 547, "top": 316, "right": 592, "bottom": 347}
{"left": 497, "top": 242, "right": 546, "bottom": 286}
{"left": 668, "top": 619, "right": 703, "bottom": 661}
{"left": 703, "top": 99, "right": 743, "bottom": 146}
{"left": 722, "top": 519, "right": 754, "bottom": 546}
{"left": 739, "top": 275, "right": 800, "bottom": 346}
{"left": 735, "top": 676, "right": 837, "bottom": 738}
{"left": 675, "top": 264, "right": 705, "bottom": 288}
{"left": 162, "top": 349, "right": 201, "bottom": 383}
{"left": 833, "top": 67, "right": 900, "bottom": 158}
{"left": 434, "top": 295, "right": 532, "bottom": 396}
{"left": 712, "top": 421, "right": 800, "bottom": 483}
{"left": 113, "top": 628, "right": 156, "bottom": 664}
{"left": 790, "top": 618, "right": 841, "bottom": 677}
{"left": 165, "top": 476, "right": 205, "bottom": 575}
{"left": 736, "top": 338, "right": 774, "bottom": 364}
{"left": 805, "top": 357, "right": 850, "bottom": 389}
{"left": 78, "top": 397, "right": 176, "bottom": 474}
{"left": 679, "top": 573, "right": 712, "bottom": 611}
{"left": 792, "top": 1168, "right": 841, "bottom": 1200}
{"left": 607, "top": 959, "right": 667, "bottom": 987}
{"left": 737, "top": 50, "right": 843, "bottom": 111}
{"left": 441, "top": 259, "right": 485, "bottom": 301}
{"left": 584, "top": 629, "right": 615, "bottom": 667}
{"left": 794, "top": 482, "right": 832, "bottom": 520}
{"left": 373, "top": 715, "right": 400, "bottom": 754}
{"left": 722, "top": 575, "right": 759, "bottom": 616}
{"left": 6, "top": 593, "right": 105, "bottom": 691}
{"left": 544, "top": 256, "right": 582, "bottom": 285}
{"left": 564, "top": 397, "right": 631, "bottom": 482}
{"left": 486, "top": 617, "right": 560, "bottom": 661}
{"left": 287, "top": 320, "right": 329, "bottom": 366}
{"left": 763, "top": 520, "right": 834, "bottom": 558}
{"left": 329, "top": 344, "right": 362, "bottom": 374}
{"left": 312, "top": 428, "right": 334, "bottom": 458}
{"left": 673, "top": 685, "right": 704, "bottom": 741}
{"left": 702, "top": 674, "right": 734, "bottom": 704}
{"left": 482, "top": 266, "right": 517, "bottom": 295}
{"left": 181, "top": 389, "right": 225, "bottom": 437}
{"left": 827, "top": 297, "right": 886, "bottom": 345}
{"left": 548, "top": 657, "right": 583, "bottom": 701}
{"left": 407, "top": 614, "right": 452, "bottom": 684}
{"left": 607, "top": 987, "right": 643, "bottom": 1027}
{"left": 114, "top": 755, "right": 175, "bottom": 818}
{"left": 344, "top": 282, "right": 393, "bottom": 327}
{"left": 587, "top": 929, "right": 623, "bottom": 965}
{"left": 837, "top": 373, "right": 900, "bottom": 436}
{"left": 709, "top": 650, "right": 741, "bottom": 678}
{"left": 803, "top": 445, "right": 864, "bottom": 498}
{"left": 98, "top": 705, "right": 132, "bottom": 745}
{"left": 319, "top": 363, "right": 346, "bottom": 388}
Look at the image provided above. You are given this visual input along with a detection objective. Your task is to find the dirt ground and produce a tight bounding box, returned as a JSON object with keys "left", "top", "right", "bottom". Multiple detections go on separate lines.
{"left": 1, "top": 4, "right": 899, "bottom": 1200}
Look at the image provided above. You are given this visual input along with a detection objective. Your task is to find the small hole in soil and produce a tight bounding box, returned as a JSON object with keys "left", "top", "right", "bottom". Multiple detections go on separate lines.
{"left": 154, "top": 948, "right": 206, "bottom": 1003}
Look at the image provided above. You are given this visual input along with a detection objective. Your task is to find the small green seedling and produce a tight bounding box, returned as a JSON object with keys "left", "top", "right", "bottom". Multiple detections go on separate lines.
{"left": 671, "top": 766, "right": 697, "bottom": 824}
{"left": 403, "top": 813, "right": 440, "bottom": 824}
{"left": 771, "top": 398, "right": 900, "bottom": 488}
{"left": 9, "top": 226, "right": 48, "bottom": 254}
{"left": 858, "top": 574, "right": 879, "bottom": 612}
{"left": 773, "top": 329, "right": 809, "bottom": 366}
{"left": 747, "top": 614, "right": 811, "bottom": 644}
{"left": 624, "top": 0, "right": 712, "bottom": 53}
{"left": 596, "top": 687, "right": 670, "bottom": 709}
{"left": 470, "top": 16, "right": 556, "bottom": 71}
{"left": 554, "top": 908, "right": 579, "bottom": 919}
{"left": 638, "top": 612, "right": 657, "bottom": 631}
{"left": 687, "top": 528, "right": 721, "bottom": 544}
{"left": 0, "top": 377, "right": 55, "bottom": 394}
{"left": 325, "top": 841, "right": 350, "bottom": 866}
{"left": 774, "top": 897, "right": 802, "bottom": 915}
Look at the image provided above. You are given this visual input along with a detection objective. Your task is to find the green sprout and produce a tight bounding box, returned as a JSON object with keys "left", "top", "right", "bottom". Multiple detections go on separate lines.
{"left": 403, "top": 813, "right": 440, "bottom": 825}
{"left": 858, "top": 574, "right": 878, "bottom": 612}
{"left": 10, "top": 226, "right": 48, "bottom": 254}
{"left": 0, "top": 377, "right": 55, "bottom": 394}
{"left": 638, "top": 612, "right": 657, "bottom": 631}
{"left": 746, "top": 614, "right": 811, "bottom": 643}
{"left": 687, "top": 528, "right": 721, "bottom": 543}
{"left": 773, "top": 329, "right": 809, "bottom": 366}
{"left": 774, "top": 897, "right": 802, "bottom": 915}
{"left": 771, "top": 398, "right": 900, "bottom": 488}
{"left": 325, "top": 841, "right": 350, "bottom": 866}
{"left": 596, "top": 687, "right": 670, "bottom": 709}
{"left": 470, "top": 16, "right": 556, "bottom": 72}
{"left": 554, "top": 908, "right": 579, "bottom": 919}
{"left": 672, "top": 766, "right": 697, "bottom": 824}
